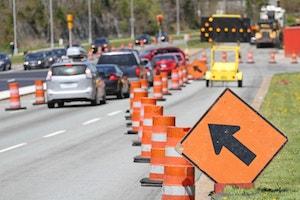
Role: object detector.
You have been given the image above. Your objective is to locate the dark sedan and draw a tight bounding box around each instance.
[0,53,11,71]
[135,34,152,46]
[96,64,129,99]
[24,51,56,70]
[91,37,109,53]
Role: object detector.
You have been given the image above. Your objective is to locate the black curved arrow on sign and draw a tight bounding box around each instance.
[208,124,256,166]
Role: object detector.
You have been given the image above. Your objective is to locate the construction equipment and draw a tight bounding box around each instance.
[200,14,251,43]
[205,45,243,87]
[255,3,285,48]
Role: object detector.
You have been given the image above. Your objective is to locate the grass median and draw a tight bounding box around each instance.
[215,72,300,200]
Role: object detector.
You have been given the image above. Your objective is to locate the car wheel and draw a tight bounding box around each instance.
[47,102,55,108]
[238,80,243,88]
[206,80,210,87]
[8,64,11,70]
[57,102,64,107]
[117,85,125,99]
[91,93,98,106]
[100,92,106,104]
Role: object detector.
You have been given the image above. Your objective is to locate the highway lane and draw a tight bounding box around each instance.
[0,69,47,91]
[0,45,299,200]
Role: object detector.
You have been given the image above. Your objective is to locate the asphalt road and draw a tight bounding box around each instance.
[0,44,299,200]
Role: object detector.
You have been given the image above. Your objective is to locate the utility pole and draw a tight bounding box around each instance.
[88,0,92,44]
[12,0,18,55]
[130,0,135,40]
[49,0,54,48]
[176,0,180,35]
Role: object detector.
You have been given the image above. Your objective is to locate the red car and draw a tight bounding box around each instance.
[152,54,179,75]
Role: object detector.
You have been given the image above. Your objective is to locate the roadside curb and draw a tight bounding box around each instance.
[252,76,272,110]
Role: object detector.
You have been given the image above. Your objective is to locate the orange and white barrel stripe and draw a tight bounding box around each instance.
[8,82,21,108]
[162,126,195,200]
[140,79,148,90]
[165,127,191,166]
[161,72,170,95]
[129,81,142,114]
[153,75,163,100]
[138,97,157,142]
[5,81,26,110]
[131,90,148,133]
[149,116,176,181]
[33,80,45,105]
[140,105,163,159]
[171,69,180,90]
[162,165,195,200]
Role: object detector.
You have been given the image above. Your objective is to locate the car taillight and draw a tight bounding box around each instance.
[85,68,92,78]
[135,67,141,77]
[109,74,118,81]
[46,70,52,81]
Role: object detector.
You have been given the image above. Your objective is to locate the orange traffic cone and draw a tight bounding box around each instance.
[140,79,148,90]
[269,51,277,64]
[153,75,166,101]
[291,53,298,64]
[33,80,46,105]
[170,69,181,90]
[140,115,176,187]
[162,127,195,200]
[161,72,171,95]
[127,90,148,134]
[134,104,163,163]
[5,81,26,111]
[247,50,255,64]
[178,67,184,87]
[132,97,157,146]
[125,80,141,117]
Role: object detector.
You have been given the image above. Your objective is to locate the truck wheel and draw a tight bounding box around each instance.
[238,80,243,88]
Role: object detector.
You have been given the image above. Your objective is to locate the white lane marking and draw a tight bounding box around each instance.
[43,130,66,138]
[0,143,27,153]
[82,118,101,126]
[107,110,122,116]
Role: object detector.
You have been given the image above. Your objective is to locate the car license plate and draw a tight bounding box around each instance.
[60,83,77,88]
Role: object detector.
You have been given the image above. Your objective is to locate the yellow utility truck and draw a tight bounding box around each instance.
[205,45,243,87]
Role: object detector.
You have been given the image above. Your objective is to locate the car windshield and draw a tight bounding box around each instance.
[153,55,175,62]
[96,66,116,76]
[26,53,44,59]
[94,38,107,44]
[98,54,138,66]
[52,65,87,76]
[0,54,6,59]
[53,49,66,56]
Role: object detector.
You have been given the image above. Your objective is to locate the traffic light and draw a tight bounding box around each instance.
[67,14,74,30]
[156,14,164,25]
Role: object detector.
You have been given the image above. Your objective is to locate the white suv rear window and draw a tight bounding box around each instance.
[52,65,87,76]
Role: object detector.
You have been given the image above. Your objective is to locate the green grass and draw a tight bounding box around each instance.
[214,73,300,200]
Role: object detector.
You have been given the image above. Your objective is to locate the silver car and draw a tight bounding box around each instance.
[46,60,106,108]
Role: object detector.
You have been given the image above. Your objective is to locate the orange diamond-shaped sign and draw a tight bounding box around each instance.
[180,89,287,183]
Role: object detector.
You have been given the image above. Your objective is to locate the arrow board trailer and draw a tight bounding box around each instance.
[200,14,251,43]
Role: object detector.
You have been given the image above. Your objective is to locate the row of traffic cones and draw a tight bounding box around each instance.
[124,70,196,199]
[4,80,46,111]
